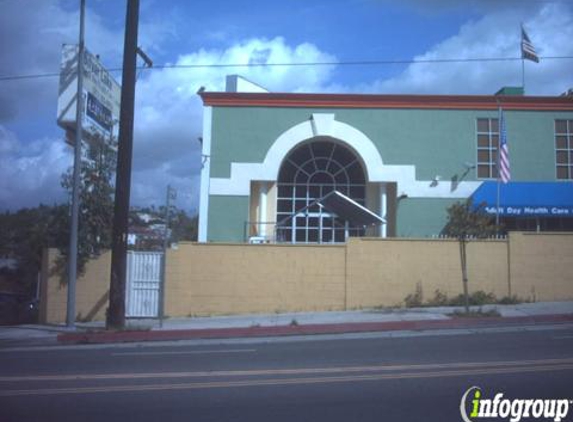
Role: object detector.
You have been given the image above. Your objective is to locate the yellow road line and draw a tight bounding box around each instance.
[1,357,572,383]
[1,363,573,397]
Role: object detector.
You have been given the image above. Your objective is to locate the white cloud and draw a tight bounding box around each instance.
[0,0,121,123]
[0,0,175,124]
[0,0,179,210]
[0,126,70,209]
[366,3,573,95]
[1,5,339,212]
[129,37,338,211]
[3,1,571,214]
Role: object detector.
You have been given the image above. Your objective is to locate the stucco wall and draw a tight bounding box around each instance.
[207,196,250,242]
[206,106,573,241]
[210,107,572,182]
[40,233,573,323]
[396,198,458,238]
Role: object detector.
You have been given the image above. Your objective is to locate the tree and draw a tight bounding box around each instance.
[442,200,499,239]
[168,208,198,243]
[0,204,68,294]
[0,133,115,291]
[58,133,116,279]
[442,200,500,313]
[127,206,198,250]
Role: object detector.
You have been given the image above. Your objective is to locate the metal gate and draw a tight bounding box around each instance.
[125,251,163,318]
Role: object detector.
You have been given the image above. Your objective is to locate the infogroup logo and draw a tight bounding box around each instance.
[460,386,571,422]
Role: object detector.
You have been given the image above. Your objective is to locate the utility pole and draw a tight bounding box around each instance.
[66,0,86,329]
[159,185,176,328]
[107,0,140,330]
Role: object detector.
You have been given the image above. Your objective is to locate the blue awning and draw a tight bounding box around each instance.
[471,182,573,217]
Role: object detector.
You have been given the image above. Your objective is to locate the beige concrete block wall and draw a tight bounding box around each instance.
[40,234,572,323]
[509,232,573,301]
[75,251,111,322]
[39,249,110,324]
[39,248,68,323]
[465,240,510,298]
[346,237,509,308]
[165,243,346,317]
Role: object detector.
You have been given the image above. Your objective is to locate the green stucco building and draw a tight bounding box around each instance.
[198,77,573,243]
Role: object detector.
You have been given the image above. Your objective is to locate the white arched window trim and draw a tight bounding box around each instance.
[207,113,480,198]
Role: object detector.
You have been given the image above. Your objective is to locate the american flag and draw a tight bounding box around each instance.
[499,109,510,184]
[521,25,539,63]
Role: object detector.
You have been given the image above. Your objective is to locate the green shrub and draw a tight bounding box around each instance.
[402,287,526,309]
[404,283,423,307]
[446,291,497,306]
[469,290,497,306]
[498,295,521,305]
[427,289,449,306]
[447,293,466,306]
[398,283,527,308]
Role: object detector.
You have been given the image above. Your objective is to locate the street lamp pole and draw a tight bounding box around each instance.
[66,0,86,329]
[159,185,176,328]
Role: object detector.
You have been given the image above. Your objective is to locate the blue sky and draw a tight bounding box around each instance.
[0,0,572,213]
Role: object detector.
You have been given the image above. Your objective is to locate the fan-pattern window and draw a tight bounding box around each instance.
[276,139,366,243]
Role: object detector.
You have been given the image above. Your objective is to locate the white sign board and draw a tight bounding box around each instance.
[57,44,121,139]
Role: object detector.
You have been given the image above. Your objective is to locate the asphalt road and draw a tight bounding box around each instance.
[1,325,573,422]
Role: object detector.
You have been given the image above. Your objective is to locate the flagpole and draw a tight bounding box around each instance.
[496,105,502,228]
[520,23,525,93]
[521,58,525,93]
[496,170,501,227]
[520,23,540,93]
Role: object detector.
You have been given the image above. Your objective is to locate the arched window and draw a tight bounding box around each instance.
[276,139,366,243]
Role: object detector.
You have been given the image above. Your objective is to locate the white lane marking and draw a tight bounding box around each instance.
[111,348,256,356]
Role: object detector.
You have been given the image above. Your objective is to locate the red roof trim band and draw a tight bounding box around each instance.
[199,92,573,111]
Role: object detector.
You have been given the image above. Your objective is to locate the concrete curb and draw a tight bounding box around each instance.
[56,313,573,345]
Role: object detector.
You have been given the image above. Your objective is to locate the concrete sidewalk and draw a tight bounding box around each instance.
[144,300,573,330]
[1,301,572,347]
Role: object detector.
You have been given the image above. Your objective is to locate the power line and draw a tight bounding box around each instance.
[1,55,572,82]
[0,72,62,81]
[150,55,573,69]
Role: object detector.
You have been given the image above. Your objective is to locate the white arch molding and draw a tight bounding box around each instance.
[199,112,482,241]
[208,113,481,197]
[265,113,385,182]
[200,113,482,241]
[210,113,408,196]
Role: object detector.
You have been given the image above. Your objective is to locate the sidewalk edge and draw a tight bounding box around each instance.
[56,314,573,345]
